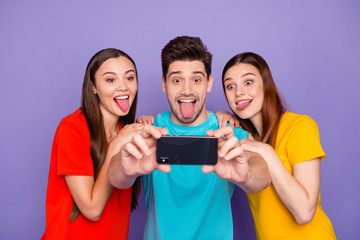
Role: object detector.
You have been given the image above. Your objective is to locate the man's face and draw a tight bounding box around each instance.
[162,60,213,126]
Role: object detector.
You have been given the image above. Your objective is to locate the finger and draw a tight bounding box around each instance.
[202,165,215,174]
[141,125,163,139]
[206,129,215,137]
[224,146,245,161]
[214,126,234,139]
[229,118,235,127]
[123,143,143,159]
[248,133,254,140]
[218,136,239,157]
[132,134,152,156]
[157,164,171,173]
[234,118,241,128]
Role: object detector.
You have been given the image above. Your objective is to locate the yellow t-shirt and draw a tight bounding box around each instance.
[246,112,336,240]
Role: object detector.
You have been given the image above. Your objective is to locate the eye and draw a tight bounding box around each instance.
[106,78,116,83]
[194,78,201,83]
[245,80,253,85]
[126,76,135,81]
[226,84,235,90]
[173,78,181,83]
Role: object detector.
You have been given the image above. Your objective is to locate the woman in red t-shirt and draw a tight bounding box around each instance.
[42,48,143,239]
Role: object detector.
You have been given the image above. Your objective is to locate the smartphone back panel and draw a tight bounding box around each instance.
[156,136,218,165]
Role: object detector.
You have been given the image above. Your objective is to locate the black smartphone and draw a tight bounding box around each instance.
[156,135,218,165]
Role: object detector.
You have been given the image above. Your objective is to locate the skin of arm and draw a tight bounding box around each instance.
[65,123,143,221]
[202,127,271,193]
[240,138,321,224]
[107,125,171,190]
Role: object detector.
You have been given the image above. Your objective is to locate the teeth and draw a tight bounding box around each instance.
[115,96,128,100]
[179,99,195,103]
[237,100,252,105]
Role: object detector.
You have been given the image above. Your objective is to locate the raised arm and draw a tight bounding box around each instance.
[240,139,321,224]
[203,127,270,193]
[107,125,170,190]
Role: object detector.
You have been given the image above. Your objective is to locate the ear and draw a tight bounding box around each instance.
[161,76,166,93]
[207,74,214,93]
[91,82,97,94]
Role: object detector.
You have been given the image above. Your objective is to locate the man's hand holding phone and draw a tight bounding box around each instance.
[108,125,171,189]
[202,126,250,185]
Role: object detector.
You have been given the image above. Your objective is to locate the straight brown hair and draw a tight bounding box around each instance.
[69,48,141,222]
[222,52,285,147]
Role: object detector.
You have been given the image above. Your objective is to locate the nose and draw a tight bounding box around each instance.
[236,86,246,96]
[117,78,128,91]
[181,79,192,95]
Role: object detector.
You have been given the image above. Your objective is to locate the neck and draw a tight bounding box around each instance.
[250,113,263,138]
[100,107,120,142]
[170,108,209,127]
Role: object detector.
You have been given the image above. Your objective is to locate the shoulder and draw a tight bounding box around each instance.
[280,112,319,131]
[154,111,171,127]
[57,109,88,137]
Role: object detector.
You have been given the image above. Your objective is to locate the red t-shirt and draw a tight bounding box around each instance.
[42,109,132,239]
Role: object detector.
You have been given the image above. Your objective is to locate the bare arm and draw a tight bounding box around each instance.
[108,125,171,189]
[241,139,320,224]
[65,123,143,221]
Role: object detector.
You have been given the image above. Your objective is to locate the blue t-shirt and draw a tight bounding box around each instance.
[142,111,249,240]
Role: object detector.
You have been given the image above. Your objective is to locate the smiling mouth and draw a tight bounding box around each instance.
[236,100,252,110]
[178,99,196,118]
[115,95,130,112]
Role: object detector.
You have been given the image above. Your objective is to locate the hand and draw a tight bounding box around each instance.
[215,110,240,128]
[136,115,155,125]
[239,137,275,164]
[202,126,249,184]
[107,123,144,157]
[118,125,171,178]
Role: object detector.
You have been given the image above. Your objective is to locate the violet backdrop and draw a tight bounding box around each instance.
[1,1,359,239]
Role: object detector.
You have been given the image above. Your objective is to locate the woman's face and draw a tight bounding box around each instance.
[223,63,264,124]
[92,56,137,120]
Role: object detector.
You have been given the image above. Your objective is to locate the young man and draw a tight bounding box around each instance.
[107,36,270,239]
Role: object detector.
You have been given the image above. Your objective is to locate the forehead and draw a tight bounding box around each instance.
[167,60,206,77]
[224,63,260,78]
[96,56,135,75]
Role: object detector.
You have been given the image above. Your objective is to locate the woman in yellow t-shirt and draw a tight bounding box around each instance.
[218,52,336,239]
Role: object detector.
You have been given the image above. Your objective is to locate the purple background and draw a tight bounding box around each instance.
[1,1,359,239]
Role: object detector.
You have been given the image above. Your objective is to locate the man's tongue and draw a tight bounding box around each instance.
[180,102,195,118]
[116,99,129,112]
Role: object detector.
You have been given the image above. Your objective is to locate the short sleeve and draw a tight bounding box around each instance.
[286,116,326,166]
[56,120,94,176]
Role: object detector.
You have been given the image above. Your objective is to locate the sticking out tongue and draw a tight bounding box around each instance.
[237,101,251,110]
[116,99,129,112]
[180,102,195,118]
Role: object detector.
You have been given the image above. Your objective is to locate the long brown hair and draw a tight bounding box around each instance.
[69,48,141,221]
[222,52,285,147]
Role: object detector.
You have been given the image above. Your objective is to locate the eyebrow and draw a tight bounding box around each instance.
[102,69,135,76]
[168,71,206,78]
[224,72,256,82]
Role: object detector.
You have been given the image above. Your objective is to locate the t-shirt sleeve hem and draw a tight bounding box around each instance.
[291,153,326,166]
[58,169,94,176]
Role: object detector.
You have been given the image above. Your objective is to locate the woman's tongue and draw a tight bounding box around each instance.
[116,99,129,112]
[180,101,195,118]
